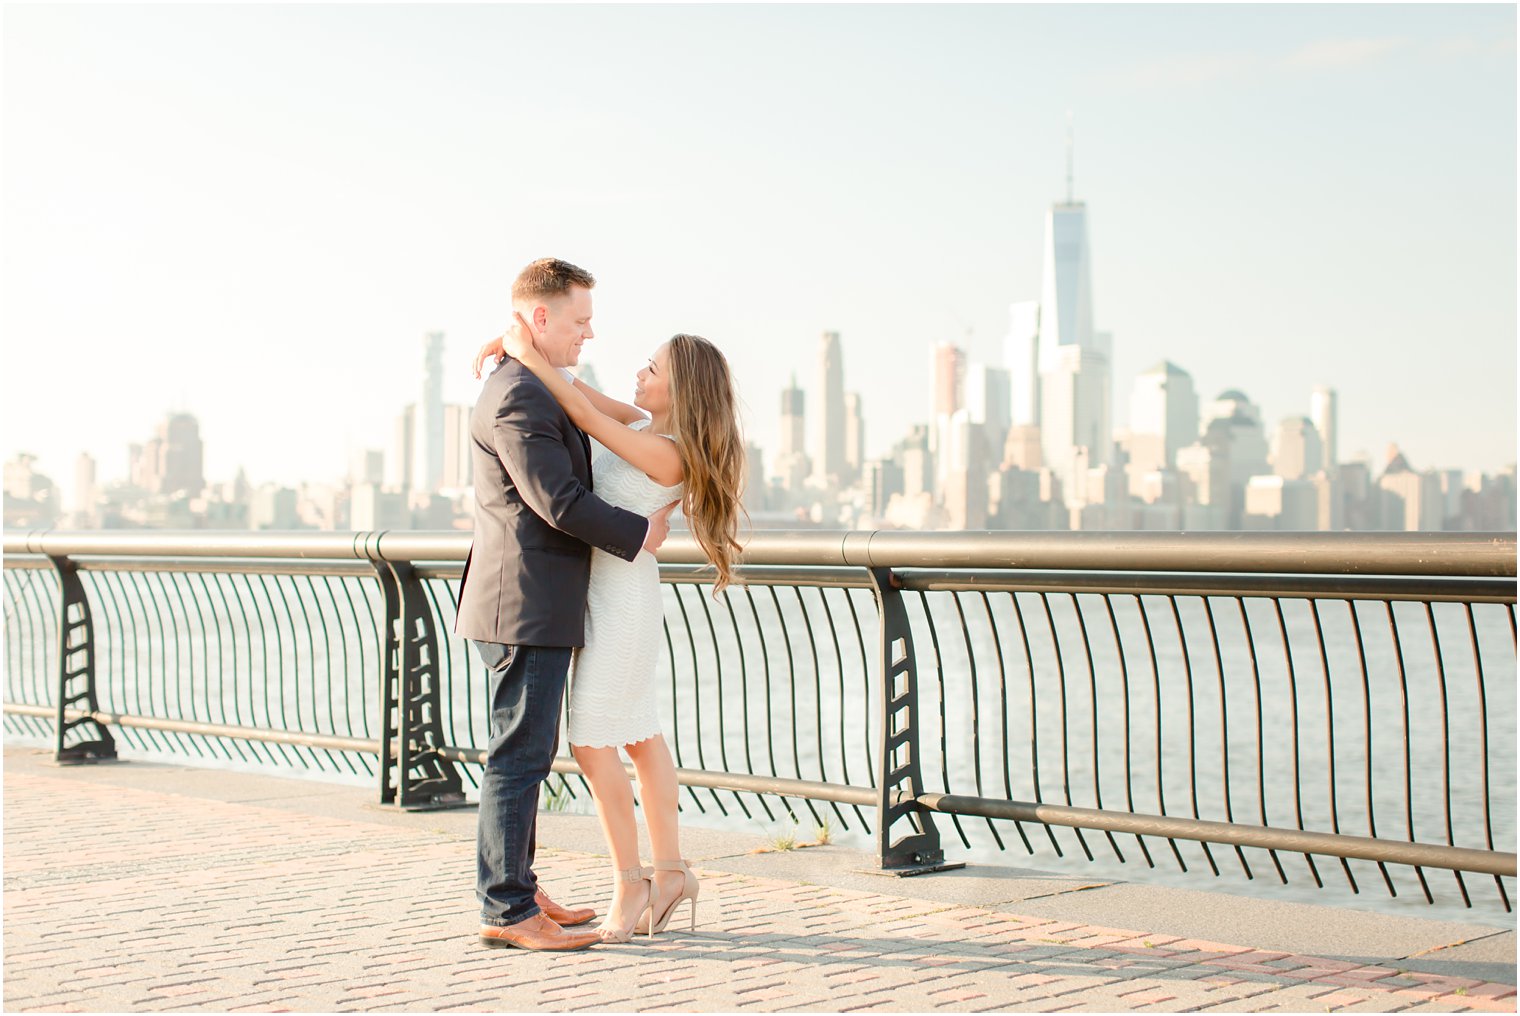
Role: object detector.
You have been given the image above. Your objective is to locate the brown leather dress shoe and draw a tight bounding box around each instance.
[535,887,596,927]
[479,913,600,951]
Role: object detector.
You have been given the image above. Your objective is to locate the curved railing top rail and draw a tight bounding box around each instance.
[4,528,1516,577]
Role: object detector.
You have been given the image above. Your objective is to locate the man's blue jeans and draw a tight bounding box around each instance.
[471,641,573,928]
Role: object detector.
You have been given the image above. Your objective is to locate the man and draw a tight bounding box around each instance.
[456,258,676,951]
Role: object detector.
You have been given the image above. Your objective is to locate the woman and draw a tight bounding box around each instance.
[474,314,744,942]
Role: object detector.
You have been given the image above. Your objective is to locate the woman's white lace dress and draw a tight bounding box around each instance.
[567,419,684,748]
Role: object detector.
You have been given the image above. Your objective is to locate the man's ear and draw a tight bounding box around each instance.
[532,305,549,333]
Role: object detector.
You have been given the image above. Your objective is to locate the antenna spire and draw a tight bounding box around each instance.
[1065,110,1074,203]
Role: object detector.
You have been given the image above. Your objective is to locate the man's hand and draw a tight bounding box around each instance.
[641,499,681,556]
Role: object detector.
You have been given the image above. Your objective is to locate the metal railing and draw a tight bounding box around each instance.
[4,529,1515,915]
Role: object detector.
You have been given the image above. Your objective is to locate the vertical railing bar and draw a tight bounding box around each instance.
[820,587,867,829]
[320,574,364,776]
[193,572,251,765]
[1309,599,1358,894]
[672,584,729,817]
[91,571,127,749]
[1463,602,1507,912]
[178,571,233,761]
[433,576,476,789]
[692,583,753,820]
[110,571,168,756]
[765,585,820,827]
[302,573,356,778]
[1009,590,1057,851]
[1070,592,1123,863]
[156,571,210,761]
[980,591,1032,855]
[954,590,1003,845]
[1201,597,1248,879]
[743,585,795,822]
[12,570,48,712]
[341,574,379,740]
[790,584,851,827]
[269,573,328,772]
[841,586,876,786]
[1037,591,1091,861]
[143,570,197,758]
[1136,594,1187,872]
[300,574,354,775]
[1346,600,1394,896]
[1167,595,1217,876]
[1384,602,1433,903]
[260,573,310,771]
[662,606,706,815]
[1106,599,1149,869]
[237,572,286,770]
[719,585,773,821]
[420,578,466,787]
[1272,598,1323,888]
[1234,597,1287,885]
[949,591,1003,849]
[11,570,46,739]
[248,573,299,770]
[920,589,972,851]
[1423,602,1471,908]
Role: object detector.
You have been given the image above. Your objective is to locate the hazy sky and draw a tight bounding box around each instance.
[3,4,1515,492]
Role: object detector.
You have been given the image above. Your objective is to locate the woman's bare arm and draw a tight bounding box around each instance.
[504,314,684,487]
[573,379,645,427]
[474,332,645,426]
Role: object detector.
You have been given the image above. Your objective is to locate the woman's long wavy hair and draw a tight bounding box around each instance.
[664,334,746,592]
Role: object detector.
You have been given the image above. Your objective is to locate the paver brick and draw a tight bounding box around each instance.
[6,758,1515,1014]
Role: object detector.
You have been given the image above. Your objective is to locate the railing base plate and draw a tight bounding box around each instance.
[49,752,122,767]
[860,861,967,878]
[400,792,472,813]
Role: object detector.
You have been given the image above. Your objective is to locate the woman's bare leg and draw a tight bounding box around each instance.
[625,735,684,906]
[571,743,649,933]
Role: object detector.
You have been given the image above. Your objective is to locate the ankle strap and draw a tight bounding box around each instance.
[652,859,690,871]
[615,865,650,881]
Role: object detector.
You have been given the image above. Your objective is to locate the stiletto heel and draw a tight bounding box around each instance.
[639,858,700,935]
[597,865,654,943]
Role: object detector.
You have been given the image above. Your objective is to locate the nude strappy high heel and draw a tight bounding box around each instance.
[597,865,655,943]
[639,858,700,935]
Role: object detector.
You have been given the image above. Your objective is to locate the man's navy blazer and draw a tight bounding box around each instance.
[455,357,646,647]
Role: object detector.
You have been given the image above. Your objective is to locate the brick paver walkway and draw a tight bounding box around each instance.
[4,761,1515,1013]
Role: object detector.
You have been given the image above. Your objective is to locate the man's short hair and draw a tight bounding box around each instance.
[511,258,595,304]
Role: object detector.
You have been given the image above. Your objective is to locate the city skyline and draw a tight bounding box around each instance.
[3,5,1515,486]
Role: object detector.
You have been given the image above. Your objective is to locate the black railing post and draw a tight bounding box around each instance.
[47,555,116,764]
[868,566,962,875]
[371,557,466,810]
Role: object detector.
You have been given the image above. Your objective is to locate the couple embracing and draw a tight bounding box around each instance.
[455,257,744,951]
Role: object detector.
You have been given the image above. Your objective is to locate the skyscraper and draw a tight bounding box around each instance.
[1035,139,1111,487]
[390,404,415,490]
[843,392,865,479]
[1004,301,1040,427]
[158,413,205,497]
[441,404,473,490]
[965,364,1012,462]
[415,331,445,493]
[775,375,809,493]
[1272,416,1324,481]
[812,331,846,484]
[931,342,966,417]
[1129,361,1199,477]
[1310,386,1338,469]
